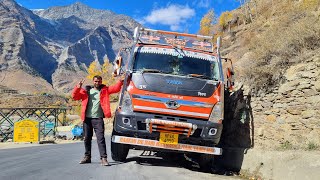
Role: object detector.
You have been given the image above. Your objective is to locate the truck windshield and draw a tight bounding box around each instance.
[133,48,220,80]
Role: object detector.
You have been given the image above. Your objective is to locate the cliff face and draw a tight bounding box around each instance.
[219,0,320,149]
[0,0,140,93]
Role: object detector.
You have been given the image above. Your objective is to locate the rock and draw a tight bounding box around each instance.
[291,90,303,96]
[305,96,320,105]
[302,89,318,96]
[285,64,306,81]
[297,83,312,90]
[294,97,307,104]
[284,115,300,123]
[261,101,273,108]
[254,104,264,112]
[276,117,286,124]
[266,115,277,122]
[287,108,302,115]
[306,129,320,144]
[258,128,264,137]
[314,80,320,92]
[297,71,318,78]
[263,110,273,115]
[301,110,316,119]
[278,80,300,94]
[273,103,287,108]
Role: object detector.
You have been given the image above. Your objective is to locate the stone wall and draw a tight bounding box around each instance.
[250,55,320,149]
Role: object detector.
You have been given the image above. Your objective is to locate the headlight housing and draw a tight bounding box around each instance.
[208,102,223,123]
[121,91,133,113]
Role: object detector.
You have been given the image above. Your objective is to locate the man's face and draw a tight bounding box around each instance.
[93,77,102,88]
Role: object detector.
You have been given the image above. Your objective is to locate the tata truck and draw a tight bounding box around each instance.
[111,27,235,169]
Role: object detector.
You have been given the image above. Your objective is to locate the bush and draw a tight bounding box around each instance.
[307,142,319,150]
[279,140,293,150]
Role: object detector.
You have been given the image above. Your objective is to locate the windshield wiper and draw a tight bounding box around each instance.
[187,74,211,80]
[137,69,172,74]
[141,69,161,73]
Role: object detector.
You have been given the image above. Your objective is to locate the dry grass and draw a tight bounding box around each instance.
[234,0,320,93]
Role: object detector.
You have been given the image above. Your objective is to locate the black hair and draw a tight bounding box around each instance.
[93,75,102,80]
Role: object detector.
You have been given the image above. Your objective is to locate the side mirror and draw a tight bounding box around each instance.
[226,67,235,90]
[112,56,122,77]
[222,58,235,91]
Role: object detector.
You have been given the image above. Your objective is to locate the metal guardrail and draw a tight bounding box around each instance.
[0,107,70,142]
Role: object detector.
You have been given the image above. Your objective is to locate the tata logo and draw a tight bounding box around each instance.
[166,79,182,85]
[165,100,180,109]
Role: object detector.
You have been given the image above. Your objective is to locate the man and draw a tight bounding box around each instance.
[72,75,124,166]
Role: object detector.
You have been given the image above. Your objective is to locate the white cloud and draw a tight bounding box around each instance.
[143,4,195,31]
[197,0,210,8]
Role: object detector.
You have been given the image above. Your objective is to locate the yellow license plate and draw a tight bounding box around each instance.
[159,133,179,144]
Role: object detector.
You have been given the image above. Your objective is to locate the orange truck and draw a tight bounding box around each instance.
[111,27,234,168]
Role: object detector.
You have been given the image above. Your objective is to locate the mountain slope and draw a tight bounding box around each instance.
[0,0,140,93]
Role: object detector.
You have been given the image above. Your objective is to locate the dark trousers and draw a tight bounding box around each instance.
[83,117,107,158]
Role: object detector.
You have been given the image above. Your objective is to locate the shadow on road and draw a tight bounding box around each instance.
[110,151,234,177]
[123,152,206,171]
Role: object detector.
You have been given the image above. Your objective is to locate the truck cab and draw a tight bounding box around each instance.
[111,27,232,163]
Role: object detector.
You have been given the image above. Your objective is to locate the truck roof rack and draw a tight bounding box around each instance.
[133,27,220,54]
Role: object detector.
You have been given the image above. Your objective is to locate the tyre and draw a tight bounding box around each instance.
[110,130,130,162]
[197,154,214,172]
[185,153,214,172]
[214,148,245,173]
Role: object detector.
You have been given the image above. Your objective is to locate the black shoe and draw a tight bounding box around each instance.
[79,156,91,164]
[101,158,110,166]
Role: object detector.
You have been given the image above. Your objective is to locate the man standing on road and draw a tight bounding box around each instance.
[72,75,124,166]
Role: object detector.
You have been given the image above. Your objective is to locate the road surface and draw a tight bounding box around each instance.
[0,135,238,180]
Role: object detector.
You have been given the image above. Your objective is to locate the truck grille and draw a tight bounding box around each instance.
[146,118,197,137]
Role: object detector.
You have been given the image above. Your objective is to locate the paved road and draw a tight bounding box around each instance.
[0,135,238,180]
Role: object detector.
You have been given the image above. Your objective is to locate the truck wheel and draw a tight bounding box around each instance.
[111,131,129,162]
[214,148,245,173]
[198,154,214,172]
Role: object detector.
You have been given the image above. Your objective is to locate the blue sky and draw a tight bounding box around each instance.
[15,0,240,34]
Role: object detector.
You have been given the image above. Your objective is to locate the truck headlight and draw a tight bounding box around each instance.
[121,91,133,113]
[208,102,223,123]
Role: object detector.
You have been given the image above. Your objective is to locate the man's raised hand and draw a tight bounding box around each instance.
[78,79,85,88]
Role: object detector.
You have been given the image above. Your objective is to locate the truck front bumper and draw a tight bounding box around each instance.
[113,111,223,146]
[112,135,222,155]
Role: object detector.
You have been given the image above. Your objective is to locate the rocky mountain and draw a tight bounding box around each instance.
[0,0,140,93]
